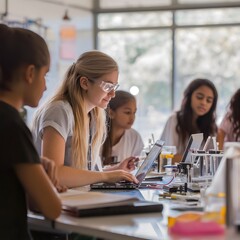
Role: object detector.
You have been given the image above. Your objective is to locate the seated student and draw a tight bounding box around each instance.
[160,78,218,162]
[0,24,61,240]
[101,90,144,166]
[31,50,138,188]
[217,88,240,150]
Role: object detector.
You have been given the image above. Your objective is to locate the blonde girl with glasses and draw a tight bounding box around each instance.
[32,50,138,188]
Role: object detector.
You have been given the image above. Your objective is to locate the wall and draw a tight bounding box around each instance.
[1,0,94,125]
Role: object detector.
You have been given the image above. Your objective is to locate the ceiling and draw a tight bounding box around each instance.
[2,0,240,26]
[35,0,240,13]
[1,0,92,23]
[35,0,94,12]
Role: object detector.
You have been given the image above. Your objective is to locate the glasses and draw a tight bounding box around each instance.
[99,81,119,93]
[87,77,119,93]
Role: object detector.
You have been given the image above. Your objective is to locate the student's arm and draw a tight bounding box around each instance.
[105,157,139,172]
[217,113,230,151]
[41,156,67,193]
[14,164,61,220]
[217,128,226,150]
[41,127,137,188]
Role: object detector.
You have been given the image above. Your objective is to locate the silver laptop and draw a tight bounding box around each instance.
[91,140,165,190]
[181,133,203,163]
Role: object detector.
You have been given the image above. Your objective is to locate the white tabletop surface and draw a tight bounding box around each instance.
[28,187,240,240]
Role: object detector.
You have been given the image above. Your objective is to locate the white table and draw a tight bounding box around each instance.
[28,188,240,240]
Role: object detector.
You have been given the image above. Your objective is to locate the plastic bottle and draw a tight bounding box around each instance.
[205,142,240,227]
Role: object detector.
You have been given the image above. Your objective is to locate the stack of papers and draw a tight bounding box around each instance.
[60,189,163,217]
[60,189,139,209]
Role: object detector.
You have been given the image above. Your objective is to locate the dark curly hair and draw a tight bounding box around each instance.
[228,88,240,140]
[176,78,218,145]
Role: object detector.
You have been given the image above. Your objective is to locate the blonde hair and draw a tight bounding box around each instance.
[36,50,118,169]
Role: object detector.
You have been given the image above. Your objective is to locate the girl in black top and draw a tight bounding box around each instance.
[0,24,61,240]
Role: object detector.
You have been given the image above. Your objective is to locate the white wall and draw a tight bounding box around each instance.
[1,0,94,125]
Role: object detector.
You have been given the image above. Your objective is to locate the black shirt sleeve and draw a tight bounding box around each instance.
[0,106,40,168]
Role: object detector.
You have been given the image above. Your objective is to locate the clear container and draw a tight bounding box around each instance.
[225,142,240,228]
[203,192,226,224]
[159,145,176,172]
[205,142,240,228]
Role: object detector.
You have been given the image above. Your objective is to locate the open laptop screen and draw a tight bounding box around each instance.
[181,133,203,163]
[135,140,164,183]
[90,140,164,190]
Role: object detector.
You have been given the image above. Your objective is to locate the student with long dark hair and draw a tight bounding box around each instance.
[160,78,218,161]
[217,88,240,150]
[101,90,144,166]
[0,24,61,240]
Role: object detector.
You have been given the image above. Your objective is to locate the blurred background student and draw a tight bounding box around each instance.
[0,24,61,240]
[217,88,240,150]
[101,90,144,166]
[32,51,138,189]
[159,78,218,162]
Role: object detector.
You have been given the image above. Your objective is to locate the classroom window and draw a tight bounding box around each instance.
[97,7,240,145]
[175,26,240,117]
[176,8,240,25]
[98,29,172,144]
[98,11,172,29]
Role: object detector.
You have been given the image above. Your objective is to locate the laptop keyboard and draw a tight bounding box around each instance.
[91,182,138,189]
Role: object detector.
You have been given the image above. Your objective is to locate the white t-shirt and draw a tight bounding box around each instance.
[32,100,74,167]
[160,112,186,155]
[111,128,144,162]
[32,100,101,170]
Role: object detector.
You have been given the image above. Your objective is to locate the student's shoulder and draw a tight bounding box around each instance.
[219,111,231,128]
[169,111,177,118]
[0,101,24,127]
[45,100,73,115]
[124,129,143,147]
[126,128,142,139]
[165,112,178,123]
[47,100,71,109]
[2,112,30,139]
[127,128,140,135]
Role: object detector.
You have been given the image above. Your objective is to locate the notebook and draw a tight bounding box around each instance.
[91,139,165,190]
[70,201,164,217]
[61,189,164,217]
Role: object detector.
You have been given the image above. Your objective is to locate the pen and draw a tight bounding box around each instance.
[159,193,199,201]
[170,194,199,201]
[159,193,186,199]
[151,133,155,143]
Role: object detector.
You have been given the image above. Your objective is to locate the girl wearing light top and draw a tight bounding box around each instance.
[160,78,218,162]
[217,88,240,150]
[101,90,144,166]
[32,51,138,188]
[0,24,61,240]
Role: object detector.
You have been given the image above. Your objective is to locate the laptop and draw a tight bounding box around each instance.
[91,139,165,190]
[181,133,203,163]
